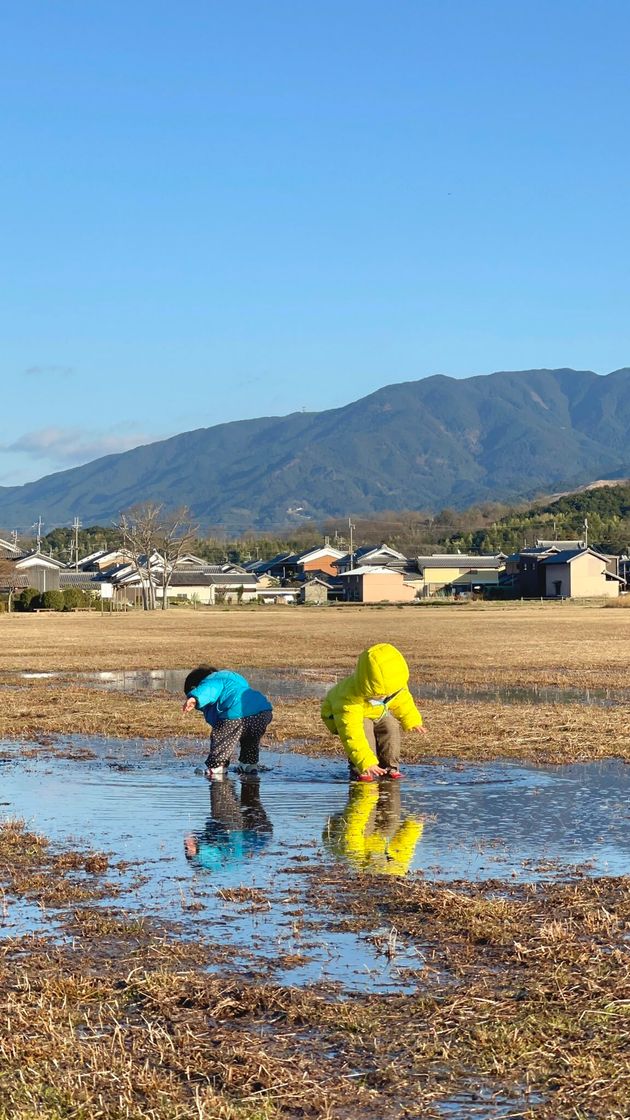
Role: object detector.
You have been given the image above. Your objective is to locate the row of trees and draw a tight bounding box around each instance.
[30,503,518,568]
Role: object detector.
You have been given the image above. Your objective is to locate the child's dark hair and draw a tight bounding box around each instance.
[184,666,218,695]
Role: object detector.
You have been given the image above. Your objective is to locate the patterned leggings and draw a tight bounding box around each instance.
[205,710,273,768]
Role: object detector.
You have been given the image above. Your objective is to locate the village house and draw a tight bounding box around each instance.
[76,548,132,573]
[504,540,623,598]
[541,548,624,599]
[299,576,333,604]
[414,554,506,597]
[11,551,66,592]
[245,543,345,581]
[333,544,407,575]
[335,566,417,603]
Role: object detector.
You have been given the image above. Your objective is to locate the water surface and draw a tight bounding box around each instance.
[0,740,628,990]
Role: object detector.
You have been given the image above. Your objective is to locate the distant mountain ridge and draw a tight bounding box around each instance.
[2,367,630,531]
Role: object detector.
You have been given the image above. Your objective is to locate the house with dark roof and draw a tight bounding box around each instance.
[505,541,621,598]
[541,548,624,598]
[333,544,407,575]
[0,537,20,558]
[245,544,345,581]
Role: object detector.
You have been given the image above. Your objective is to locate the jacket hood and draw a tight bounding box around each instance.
[353,643,410,698]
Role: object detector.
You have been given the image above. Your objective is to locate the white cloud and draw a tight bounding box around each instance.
[2,426,156,467]
[23,365,75,377]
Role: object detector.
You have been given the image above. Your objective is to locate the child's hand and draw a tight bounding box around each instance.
[182,697,196,714]
[411,724,426,735]
[364,764,387,777]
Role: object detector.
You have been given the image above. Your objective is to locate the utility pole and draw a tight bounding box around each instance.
[35,516,42,553]
[348,517,355,569]
[72,516,81,571]
[583,517,588,549]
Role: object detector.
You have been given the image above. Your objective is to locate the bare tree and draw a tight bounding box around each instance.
[116,503,164,610]
[156,507,199,610]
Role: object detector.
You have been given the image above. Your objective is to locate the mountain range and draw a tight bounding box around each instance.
[3,367,630,531]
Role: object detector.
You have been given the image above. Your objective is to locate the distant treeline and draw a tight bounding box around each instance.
[7,484,630,562]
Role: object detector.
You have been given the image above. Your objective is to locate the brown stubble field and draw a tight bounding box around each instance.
[0,600,629,684]
[0,602,629,762]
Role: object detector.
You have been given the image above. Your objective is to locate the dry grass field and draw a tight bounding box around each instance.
[0,600,629,686]
[1,602,629,762]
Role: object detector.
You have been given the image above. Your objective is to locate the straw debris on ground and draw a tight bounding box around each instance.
[0,816,627,1118]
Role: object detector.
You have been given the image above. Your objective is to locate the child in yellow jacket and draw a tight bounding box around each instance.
[321,642,425,781]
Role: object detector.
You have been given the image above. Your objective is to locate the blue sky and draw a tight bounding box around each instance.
[1,1,629,488]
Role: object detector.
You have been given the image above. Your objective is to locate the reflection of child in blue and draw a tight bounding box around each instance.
[323,782,423,877]
[184,778,273,870]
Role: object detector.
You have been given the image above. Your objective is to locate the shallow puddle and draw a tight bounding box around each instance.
[0,740,628,991]
[19,667,335,700]
[16,666,630,707]
[421,679,630,708]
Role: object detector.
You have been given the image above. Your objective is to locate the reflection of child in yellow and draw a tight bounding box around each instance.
[323,782,423,877]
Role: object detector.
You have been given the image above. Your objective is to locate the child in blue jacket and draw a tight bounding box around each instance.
[182,665,273,778]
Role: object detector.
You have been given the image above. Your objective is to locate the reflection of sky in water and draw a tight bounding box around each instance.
[19,667,334,700]
[0,740,628,990]
[17,667,630,708]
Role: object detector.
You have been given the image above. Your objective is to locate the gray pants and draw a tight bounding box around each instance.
[205,710,273,768]
[363,711,401,768]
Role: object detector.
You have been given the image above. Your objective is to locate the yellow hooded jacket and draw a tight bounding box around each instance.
[324,783,424,877]
[320,643,423,773]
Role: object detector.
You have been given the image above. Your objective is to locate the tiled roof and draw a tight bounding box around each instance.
[541,548,607,565]
[168,571,258,587]
[417,555,503,570]
[60,571,101,588]
[336,566,404,577]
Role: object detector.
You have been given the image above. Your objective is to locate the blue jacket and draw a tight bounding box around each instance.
[188,670,272,728]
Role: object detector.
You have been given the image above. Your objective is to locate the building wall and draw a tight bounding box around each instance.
[301,555,339,576]
[15,563,60,593]
[359,572,416,603]
[545,555,620,598]
[301,582,329,604]
[420,565,479,597]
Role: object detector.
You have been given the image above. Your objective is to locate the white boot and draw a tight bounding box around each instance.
[204,765,226,780]
[235,762,258,775]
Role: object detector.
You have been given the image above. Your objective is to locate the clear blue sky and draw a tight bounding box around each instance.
[2,1,629,487]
